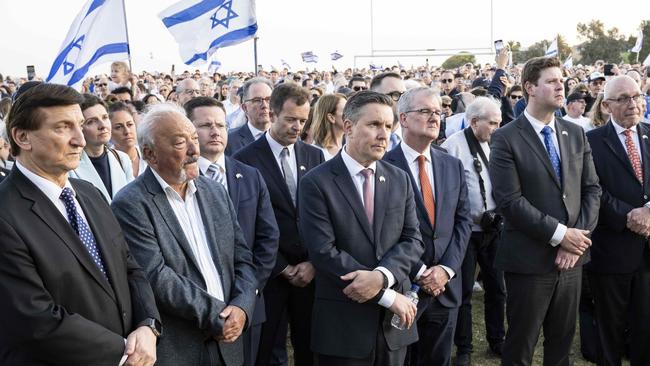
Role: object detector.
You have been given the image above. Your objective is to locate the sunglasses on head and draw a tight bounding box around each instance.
[441,79,453,83]
[353,86,368,91]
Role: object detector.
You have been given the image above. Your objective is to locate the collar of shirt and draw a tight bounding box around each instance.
[525,109,557,135]
[247,122,266,140]
[15,159,75,204]
[151,168,197,201]
[611,118,638,136]
[341,145,377,177]
[393,125,403,139]
[198,155,226,176]
[266,132,295,159]
[400,141,432,165]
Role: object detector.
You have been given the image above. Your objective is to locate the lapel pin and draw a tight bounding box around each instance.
[235,173,243,179]
[643,135,648,140]
[300,165,306,171]
[379,176,386,182]
[561,131,568,136]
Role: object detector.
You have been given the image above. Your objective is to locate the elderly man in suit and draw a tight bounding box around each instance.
[234,83,324,366]
[0,83,160,366]
[586,75,650,366]
[111,103,257,366]
[489,56,601,366]
[184,96,280,366]
[299,90,424,366]
[225,78,273,156]
[384,87,472,366]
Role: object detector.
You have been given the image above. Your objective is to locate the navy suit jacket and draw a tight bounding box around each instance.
[0,168,9,183]
[225,124,255,156]
[384,144,472,308]
[233,135,325,276]
[587,121,650,274]
[224,156,280,325]
[298,154,424,358]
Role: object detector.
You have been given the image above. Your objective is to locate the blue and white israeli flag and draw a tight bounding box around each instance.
[330,51,343,61]
[301,51,318,63]
[545,38,558,58]
[46,0,130,89]
[208,59,222,73]
[160,0,258,66]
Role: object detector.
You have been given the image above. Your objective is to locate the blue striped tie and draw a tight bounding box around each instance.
[541,126,562,184]
[207,163,227,190]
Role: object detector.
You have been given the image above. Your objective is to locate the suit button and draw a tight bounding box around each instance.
[562,194,567,199]
[377,255,381,260]
[644,195,648,200]
[123,312,127,318]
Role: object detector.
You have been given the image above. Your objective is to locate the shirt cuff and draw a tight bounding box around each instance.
[414,264,427,281]
[375,266,395,288]
[378,289,397,308]
[119,339,128,366]
[550,223,568,247]
[439,265,455,280]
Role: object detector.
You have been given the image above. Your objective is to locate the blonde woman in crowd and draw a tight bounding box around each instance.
[310,93,347,160]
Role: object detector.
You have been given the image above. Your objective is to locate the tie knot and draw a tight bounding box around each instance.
[417,155,427,165]
[281,147,289,158]
[623,129,633,137]
[60,187,75,202]
[360,168,373,179]
[541,126,553,136]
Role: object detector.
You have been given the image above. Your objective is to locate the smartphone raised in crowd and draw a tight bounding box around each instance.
[494,40,504,53]
[26,65,35,80]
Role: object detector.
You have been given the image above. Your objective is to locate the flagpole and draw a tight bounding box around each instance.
[637,51,640,64]
[254,36,259,75]
[121,0,133,72]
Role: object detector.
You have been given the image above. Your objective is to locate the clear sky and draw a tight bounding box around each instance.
[1,0,647,78]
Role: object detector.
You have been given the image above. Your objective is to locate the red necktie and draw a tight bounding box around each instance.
[360,168,374,225]
[417,155,436,226]
[623,130,643,183]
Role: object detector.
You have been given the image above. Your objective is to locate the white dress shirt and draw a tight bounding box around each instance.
[563,114,594,131]
[524,109,567,246]
[340,147,398,308]
[198,155,228,191]
[266,133,297,180]
[151,169,225,301]
[247,122,265,140]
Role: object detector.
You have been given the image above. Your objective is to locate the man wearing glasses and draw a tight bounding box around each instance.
[586,75,650,366]
[177,78,202,106]
[226,78,274,156]
[370,72,406,151]
[348,76,368,92]
[440,70,460,98]
[384,87,472,366]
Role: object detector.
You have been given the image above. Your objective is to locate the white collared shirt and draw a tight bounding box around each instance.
[340,147,396,308]
[247,122,265,140]
[266,132,297,181]
[400,141,435,199]
[611,119,642,163]
[524,109,567,246]
[198,155,228,191]
[150,169,225,301]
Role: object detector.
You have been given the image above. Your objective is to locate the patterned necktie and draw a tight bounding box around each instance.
[417,155,436,227]
[280,148,297,205]
[59,187,108,279]
[623,129,643,183]
[207,163,227,190]
[541,126,562,184]
[360,168,374,225]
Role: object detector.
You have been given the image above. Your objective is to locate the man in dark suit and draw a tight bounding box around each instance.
[185,96,280,366]
[489,56,601,366]
[0,167,8,182]
[234,83,325,366]
[225,78,274,156]
[0,83,160,366]
[586,75,650,366]
[111,104,257,366]
[384,87,472,366]
[299,90,423,366]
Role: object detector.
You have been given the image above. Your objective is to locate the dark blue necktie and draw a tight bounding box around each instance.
[541,126,562,183]
[60,187,108,279]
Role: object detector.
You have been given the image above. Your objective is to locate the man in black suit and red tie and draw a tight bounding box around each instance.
[586,75,650,366]
[489,57,601,366]
[0,83,161,366]
[298,90,424,366]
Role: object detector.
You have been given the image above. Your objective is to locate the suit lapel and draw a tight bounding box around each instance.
[194,179,225,280]
[373,162,388,243]
[430,147,444,231]
[637,123,650,187]
[517,117,561,189]
[331,155,374,242]
[603,121,639,183]
[555,119,569,191]
[241,125,254,145]
[225,158,241,215]
[255,137,295,208]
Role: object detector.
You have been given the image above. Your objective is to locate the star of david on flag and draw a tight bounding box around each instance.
[46,0,130,89]
[160,0,258,66]
[301,51,318,63]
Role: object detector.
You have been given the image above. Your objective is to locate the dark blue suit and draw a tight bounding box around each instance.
[226,124,255,157]
[224,157,280,366]
[384,143,472,366]
[233,135,324,366]
[586,121,650,365]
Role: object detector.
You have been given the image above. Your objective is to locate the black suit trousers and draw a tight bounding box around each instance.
[256,276,314,366]
[588,251,650,366]
[407,299,458,366]
[502,267,581,366]
[455,231,506,354]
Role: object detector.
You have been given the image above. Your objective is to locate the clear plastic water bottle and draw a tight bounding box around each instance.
[391,284,419,330]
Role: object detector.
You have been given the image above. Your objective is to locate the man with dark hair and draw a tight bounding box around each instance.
[370,72,406,151]
[226,78,274,156]
[112,86,133,102]
[440,70,461,98]
[348,76,368,92]
[234,83,325,366]
[299,90,423,365]
[185,97,280,366]
[0,83,160,365]
[490,56,601,365]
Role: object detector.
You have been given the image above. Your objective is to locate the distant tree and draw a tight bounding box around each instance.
[442,52,476,69]
[576,20,627,64]
[512,36,571,64]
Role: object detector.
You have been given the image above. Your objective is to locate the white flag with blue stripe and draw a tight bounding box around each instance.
[160,0,257,66]
[563,55,573,68]
[46,0,129,89]
[630,30,643,53]
[545,38,558,57]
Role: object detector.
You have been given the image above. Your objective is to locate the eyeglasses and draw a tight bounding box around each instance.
[95,83,108,87]
[607,94,645,105]
[352,85,368,91]
[442,103,451,108]
[510,94,523,100]
[404,108,442,120]
[385,91,404,101]
[245,96,271,105]
[183,89,201,95]
[440,79,454,83]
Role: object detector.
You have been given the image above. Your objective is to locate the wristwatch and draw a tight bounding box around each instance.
[140,318,162,337]
[375,270,389,289]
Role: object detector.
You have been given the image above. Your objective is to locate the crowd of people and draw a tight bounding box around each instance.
[1,46,650,366]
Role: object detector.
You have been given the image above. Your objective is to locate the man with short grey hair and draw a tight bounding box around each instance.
[176,78,201,106]
[112,103,257,366]
[226,78,274,155]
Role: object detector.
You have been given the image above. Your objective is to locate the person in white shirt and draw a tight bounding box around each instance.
[563,92,594,131]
